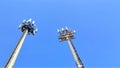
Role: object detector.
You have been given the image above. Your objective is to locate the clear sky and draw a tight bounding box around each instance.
[0,0,120,68]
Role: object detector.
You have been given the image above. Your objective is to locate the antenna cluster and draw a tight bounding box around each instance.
[19,18,38,35]
[58,27,76,41]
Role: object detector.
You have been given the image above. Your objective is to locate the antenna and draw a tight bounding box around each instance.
[32,21,35,24]
[65,26,68,30]
[57,29,60,32]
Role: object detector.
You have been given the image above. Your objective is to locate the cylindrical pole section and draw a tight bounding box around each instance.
[67,40,84,68]
[5,29,28,68]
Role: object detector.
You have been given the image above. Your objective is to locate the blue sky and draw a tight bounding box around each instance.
[0,0,120,68]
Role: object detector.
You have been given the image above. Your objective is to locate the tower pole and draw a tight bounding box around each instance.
[67,40,84,68]
[5,29,28,68]
[58,27,84,68]
[5,19,37,68]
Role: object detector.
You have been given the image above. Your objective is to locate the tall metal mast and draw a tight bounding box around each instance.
[58,27,84,68]
[5,19,38,68]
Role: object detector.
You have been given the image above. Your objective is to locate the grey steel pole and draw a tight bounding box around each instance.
[5,29,28,68]
[58,27,84,68]
[4,19,37,68]
[67,40,84,68]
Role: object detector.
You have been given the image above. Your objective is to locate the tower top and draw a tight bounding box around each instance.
[19,18,38,35]
[58,27,75,41]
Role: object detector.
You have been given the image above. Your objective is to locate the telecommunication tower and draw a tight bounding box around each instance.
[58,27,84,68]
[5,19,37,68]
